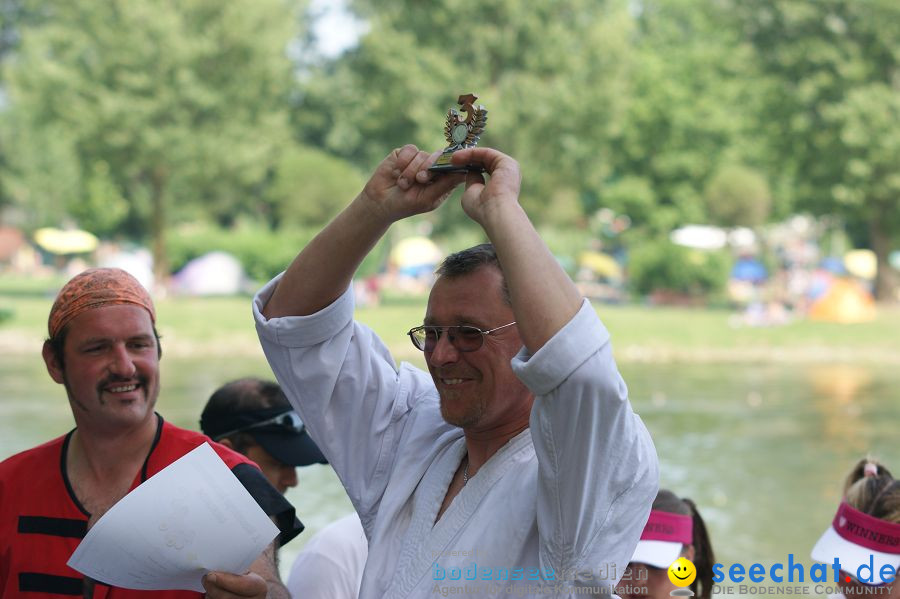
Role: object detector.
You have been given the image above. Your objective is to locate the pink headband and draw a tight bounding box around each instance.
[641,510,693,544]
[833,502,900,554]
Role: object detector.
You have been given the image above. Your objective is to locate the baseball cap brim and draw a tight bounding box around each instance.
[631,540,684,569]
[250,429,328,467]
[812,526,900,583]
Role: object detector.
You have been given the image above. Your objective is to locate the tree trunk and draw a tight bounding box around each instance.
[870,216,898,303]
[150,167,168,292]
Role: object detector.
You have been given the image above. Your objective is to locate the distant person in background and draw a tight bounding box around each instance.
[200,378,368,599]
[811,458,900,599]
[0,268,300,599]
[617,489,716,599]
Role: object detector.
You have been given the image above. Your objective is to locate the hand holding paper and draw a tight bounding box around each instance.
[68,443,279,592]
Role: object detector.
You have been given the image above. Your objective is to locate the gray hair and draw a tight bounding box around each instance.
[435,243,510,305]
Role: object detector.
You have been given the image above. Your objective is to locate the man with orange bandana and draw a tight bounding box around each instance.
[0,268,302,599]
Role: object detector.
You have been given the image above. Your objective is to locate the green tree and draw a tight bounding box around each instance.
[265,146,366,228]
[703,164,772,228]
[0,0,46,60]
[297,0,636,226]
[738,0,900,300]
[0,0,47,223]
[2,0,303,281]
[0,120,81,229]
[605,0,771,239]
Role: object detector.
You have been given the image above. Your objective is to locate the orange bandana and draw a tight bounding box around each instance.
[48,268,155,339]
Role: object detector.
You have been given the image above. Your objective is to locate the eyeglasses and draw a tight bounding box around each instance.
[407,321,517,353]
[212,411,305,441]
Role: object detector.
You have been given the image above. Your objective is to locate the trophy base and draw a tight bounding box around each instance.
[428,150,485,173]
[428,163,485,174]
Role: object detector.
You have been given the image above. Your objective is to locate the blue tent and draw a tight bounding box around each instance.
[819,256,847,275]
[730,257,768,282]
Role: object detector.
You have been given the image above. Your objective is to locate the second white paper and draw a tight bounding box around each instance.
[68,442,279,591]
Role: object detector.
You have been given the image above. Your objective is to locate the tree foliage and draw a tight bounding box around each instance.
[628,239,730,298]
[703,164,772,228]
[0,0,898,301]
[605,0,771,237]
[265,146,366,229]
[1,0,302,280]
[298,0,636,223]
[736,0,900,299]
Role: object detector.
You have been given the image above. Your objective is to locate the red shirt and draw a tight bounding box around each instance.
[0,415,264,598]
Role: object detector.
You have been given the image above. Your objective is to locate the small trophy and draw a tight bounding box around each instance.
[428,93,488,173]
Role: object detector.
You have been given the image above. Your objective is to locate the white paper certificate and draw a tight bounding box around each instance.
[68,442,279,591]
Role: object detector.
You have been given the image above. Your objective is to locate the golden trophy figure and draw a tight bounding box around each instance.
[428,93,488,173]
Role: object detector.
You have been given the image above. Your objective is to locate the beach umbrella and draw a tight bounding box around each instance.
[578,251,622,279]
[843,249,876,280]
[669,225,727,250]
[34,227,99,255]
[389,237,443,269]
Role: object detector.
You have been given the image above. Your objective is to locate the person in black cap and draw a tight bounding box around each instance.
[202,378,369,599]
[200,378,328,494]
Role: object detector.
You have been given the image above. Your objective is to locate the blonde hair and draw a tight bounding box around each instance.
[843,458,900,524]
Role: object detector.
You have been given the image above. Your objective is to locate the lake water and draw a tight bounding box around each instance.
[2,351,897,596]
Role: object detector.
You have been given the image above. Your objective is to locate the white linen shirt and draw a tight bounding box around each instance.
[287,513,367,599]
[254,278,658,598]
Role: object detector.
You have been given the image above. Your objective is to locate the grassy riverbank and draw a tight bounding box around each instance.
[2,275,899,364]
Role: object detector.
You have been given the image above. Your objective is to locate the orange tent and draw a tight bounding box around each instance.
[808,279,876,323]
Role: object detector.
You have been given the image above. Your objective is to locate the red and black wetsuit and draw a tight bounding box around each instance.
[0,414,302,598]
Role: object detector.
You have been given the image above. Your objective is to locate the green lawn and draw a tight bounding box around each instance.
[2,274,898,364]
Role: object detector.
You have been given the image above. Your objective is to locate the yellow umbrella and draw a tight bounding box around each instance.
[389,237,443,268]
[578,251,622,279]
[844,249,877,280]
[34,227,99,255]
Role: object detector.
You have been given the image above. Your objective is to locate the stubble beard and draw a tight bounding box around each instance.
[438,390,487,429]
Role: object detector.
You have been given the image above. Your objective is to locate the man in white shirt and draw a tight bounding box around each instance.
[287,513,367,599]
[254,145,658,598]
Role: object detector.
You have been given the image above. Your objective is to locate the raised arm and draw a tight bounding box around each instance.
[261,146,464,318]
[446,147,583,353]
[445,148,657,585]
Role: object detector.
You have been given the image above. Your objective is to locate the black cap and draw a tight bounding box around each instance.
[200,405,328,467]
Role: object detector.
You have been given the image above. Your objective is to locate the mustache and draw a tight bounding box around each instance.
[95,374,147,394]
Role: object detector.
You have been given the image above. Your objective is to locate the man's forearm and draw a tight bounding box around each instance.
[262,197,391,319]
[480,201,582,354]
[262,144,462,319]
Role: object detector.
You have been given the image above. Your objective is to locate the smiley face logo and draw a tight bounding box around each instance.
[668,557,697,587]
